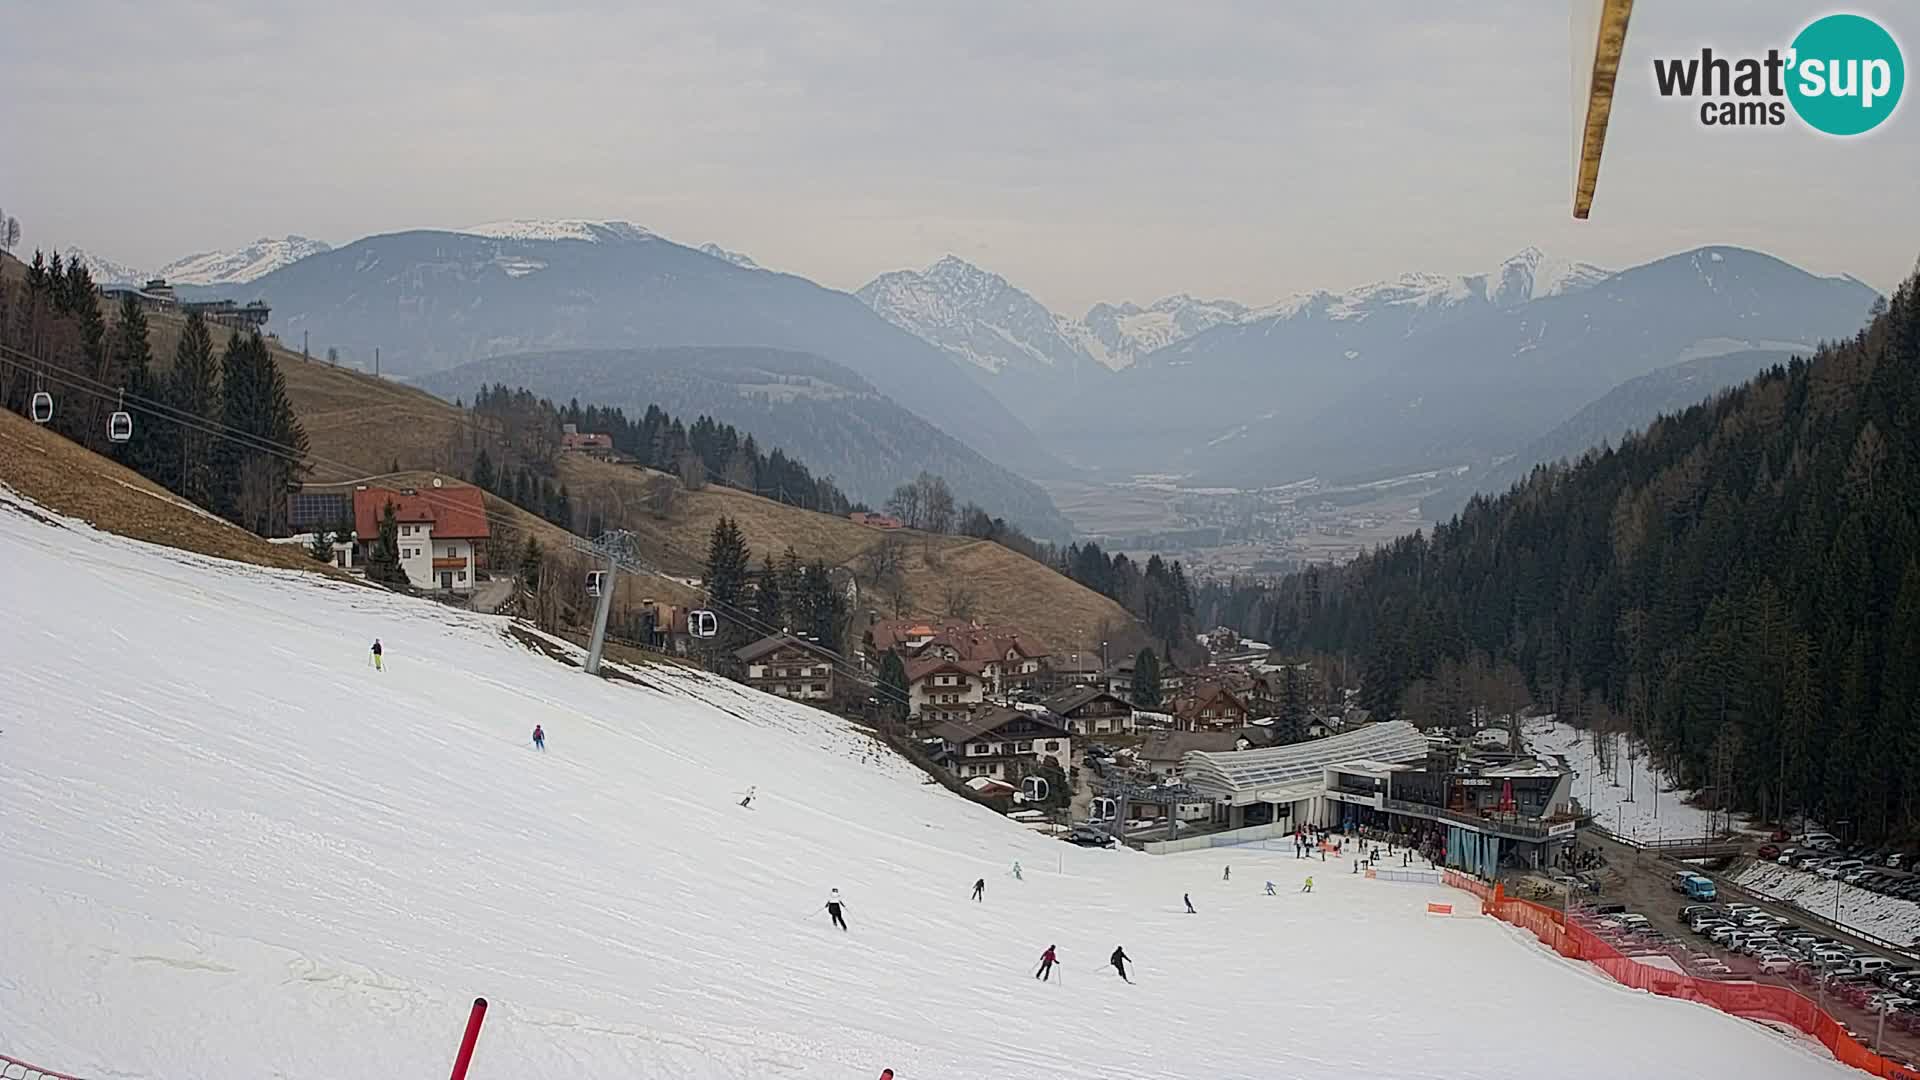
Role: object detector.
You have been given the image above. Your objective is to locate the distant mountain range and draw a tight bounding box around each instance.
[859,247,1618,464]
[856,256,1251,431]
[416,346,1073,538]
[192,222,1066,496]
[67,236,331,286]
[69,218,1880,534]
[864,246,1876,489]
[1178,247,1876,490]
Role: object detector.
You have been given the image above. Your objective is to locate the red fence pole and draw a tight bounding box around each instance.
[449,997,488,1080]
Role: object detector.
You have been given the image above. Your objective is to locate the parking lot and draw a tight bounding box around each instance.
[1562,830,1920,1069]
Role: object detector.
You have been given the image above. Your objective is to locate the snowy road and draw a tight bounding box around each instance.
[0,488,1860,1079]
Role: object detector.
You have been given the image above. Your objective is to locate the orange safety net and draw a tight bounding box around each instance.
[1446,879,1920,1079]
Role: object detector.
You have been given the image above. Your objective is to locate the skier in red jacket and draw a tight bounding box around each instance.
[1034,944,1060,981]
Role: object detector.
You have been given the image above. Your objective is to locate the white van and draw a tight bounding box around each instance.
[1803,831,1841,851]
[1853,956,1894,977]
[1813,946,1856,966]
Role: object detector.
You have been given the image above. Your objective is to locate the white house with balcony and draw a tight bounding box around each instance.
[352,483,490,593]
[930,706,1072,782]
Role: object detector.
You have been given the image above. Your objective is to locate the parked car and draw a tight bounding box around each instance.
[1803,831,1841,851]
[1820,859,1866,879]
[1067,824,1116,848]
[1758,843,1781,860]
[1760,953,1797,975]
[1854,956,1896,977]
[1776,846,1800,865]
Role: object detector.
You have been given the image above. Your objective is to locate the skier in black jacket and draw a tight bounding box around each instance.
[825,889,848,931]
[1110,946,1131,983]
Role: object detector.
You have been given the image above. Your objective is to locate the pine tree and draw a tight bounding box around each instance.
[1130,648,1162,708]
[363,503,409,585]
[703,516,752,650]
[308,528,335,563]
[877,649,910,728]
[165,311,219,509]
[1278,664,1309,740]
[209,331,308,535]
[472,447,496,493]
[108,293,160,479]
[755,552,785,630]
[803,560,844,649]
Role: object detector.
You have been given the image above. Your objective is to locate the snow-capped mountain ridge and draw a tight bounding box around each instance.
[61,247,147,286]
[460,219,657,243]
[61,237,333,287]
[159,236,332,285]
[1078,294,1251,369]
[856,255,1094,377]
[697,242,760,269]
[1244,248,1613,325]
[860,249,1614,384]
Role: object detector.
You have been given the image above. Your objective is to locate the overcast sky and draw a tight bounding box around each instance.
[3,1,1915,312]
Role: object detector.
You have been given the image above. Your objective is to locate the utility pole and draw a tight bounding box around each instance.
[375,347,381,378]
[302,329,309,359]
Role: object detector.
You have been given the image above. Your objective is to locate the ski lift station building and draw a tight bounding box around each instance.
[1180,720,1577,872]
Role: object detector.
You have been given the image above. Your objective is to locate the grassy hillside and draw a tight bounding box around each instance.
[558,455,1139,652]
[142,313,463,483]
[0,405,354,578]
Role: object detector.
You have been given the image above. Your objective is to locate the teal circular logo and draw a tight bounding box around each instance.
[1787,14,1904,136]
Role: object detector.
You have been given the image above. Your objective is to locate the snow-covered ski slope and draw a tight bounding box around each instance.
[0,490,1856,1080]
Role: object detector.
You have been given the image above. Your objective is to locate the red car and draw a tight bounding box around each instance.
[1758,843,1781,859]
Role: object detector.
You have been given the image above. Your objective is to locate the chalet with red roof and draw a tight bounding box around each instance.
[1171,682,1251,733]
[352,484,490,593]
[906,656,987,725]
[848,511,904,529]
[874,616,1052,721]
[560,423,614,456]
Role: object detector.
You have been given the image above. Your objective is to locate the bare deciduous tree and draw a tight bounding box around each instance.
[885,480,922,529]
[862,533,905,585]
[678,451,708,491]
[645,474,679,519]
[942,582,977,619]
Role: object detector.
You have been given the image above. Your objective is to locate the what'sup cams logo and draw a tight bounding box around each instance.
[1653,13,1904,135]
